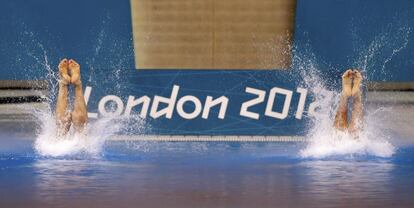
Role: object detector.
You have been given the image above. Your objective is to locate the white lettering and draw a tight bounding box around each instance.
[150,85,179,119]
[124,95,150,118]
[98,95,124,117]
[84,86,98,118]
[265,87,292,119]
[295,88,307,119]
[240,87,266,120]
[202,96,228,119]
[177,96,202,119]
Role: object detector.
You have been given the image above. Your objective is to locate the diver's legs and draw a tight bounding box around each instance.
[68,59,88,132]
[333,69,353,130]
[334,94,349,130]
[56,59,72,136]
[349,70,364,135]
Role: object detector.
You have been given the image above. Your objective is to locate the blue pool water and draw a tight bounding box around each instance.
[1,135,414,208]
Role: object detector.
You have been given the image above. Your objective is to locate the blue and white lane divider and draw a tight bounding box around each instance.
[109,135,305,142]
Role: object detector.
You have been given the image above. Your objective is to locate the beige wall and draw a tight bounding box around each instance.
[131,0,296,70]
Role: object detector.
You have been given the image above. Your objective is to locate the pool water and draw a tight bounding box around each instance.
[1,136,414,208]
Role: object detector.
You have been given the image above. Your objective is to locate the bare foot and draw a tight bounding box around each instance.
[342,69,354,97]
[68,59,81,85]
[351,69,362,96]
[58,59,71,85]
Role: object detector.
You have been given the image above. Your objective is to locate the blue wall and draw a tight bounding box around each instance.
[295,0,414,82]
[0,0,135,79]
[0,0,413,135]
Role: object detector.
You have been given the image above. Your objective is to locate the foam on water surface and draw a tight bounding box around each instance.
[32,107,126,157]
[300,126,395,158]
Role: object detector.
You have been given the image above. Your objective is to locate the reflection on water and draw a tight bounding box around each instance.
[24,148,410,208]
[32,158,155,207]
[1,141,414,208]
[297,160,394,206]
[33,159,111,203]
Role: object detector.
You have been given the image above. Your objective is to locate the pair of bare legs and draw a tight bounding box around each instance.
[55,59,88,137]
[333,69,364,136]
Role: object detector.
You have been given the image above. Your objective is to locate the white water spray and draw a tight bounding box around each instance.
[298,73,396,158]
[33,106,125,157]
[296,33,407,158]
[30,72,146,157]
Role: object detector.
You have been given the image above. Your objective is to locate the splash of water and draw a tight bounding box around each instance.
[30,66,146,158]
[300,115,396,159]
[25,53,140,158]
[354,27,411,81]
[32,106,125,157]
[296,44,401,159]
[295,14,414,158]
[13,19,146,157]
[298,75,396,158]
